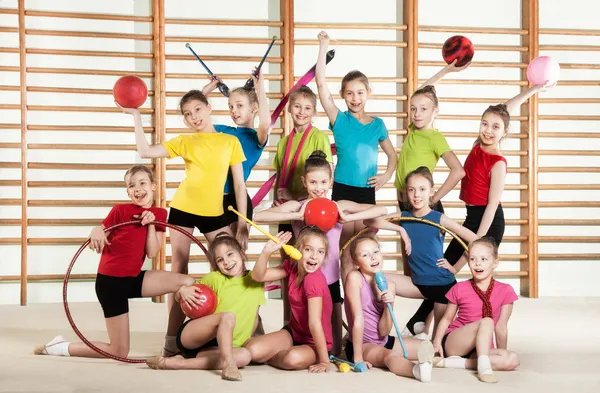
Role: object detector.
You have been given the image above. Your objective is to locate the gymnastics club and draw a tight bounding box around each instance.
[185,43,230,97]
[244,35,278,90]
[227,205,302,260]
[329,355,368,373]
[375,271,409,359]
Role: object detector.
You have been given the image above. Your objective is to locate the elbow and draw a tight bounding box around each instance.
[308,321,323,333]
[138,151,150,159]
[456,167,466,180]
[251,271,263,282]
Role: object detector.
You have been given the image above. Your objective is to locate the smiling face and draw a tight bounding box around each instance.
[468,242,499,282]
[289,95,316,129]
[410,94,438,130]
[297,234,327,275]
[353,238,383,274]
[479,112,507,148]
[182,99,212,131]
[213,243,246,278]
[302,168,332,199]
[228,91,256,126]
[125,170,156,208]
[341,79,369,114]
[405,174,435,212]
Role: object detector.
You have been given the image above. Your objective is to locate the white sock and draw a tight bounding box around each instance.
[413,340,434,383]
[43,336,71,356]
[477,355,493,375]
[413,322,426,335]
[443,355,467,369]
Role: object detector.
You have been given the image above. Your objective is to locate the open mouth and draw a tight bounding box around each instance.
[134,193,147,203]
[370,262,380,268]
[223,263,236,272]
[193,119,203,127]
[306,260,318,268]
[474,268,484,273]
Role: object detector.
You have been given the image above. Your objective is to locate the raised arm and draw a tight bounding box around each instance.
[315,31,339,125]
[418,60,471,89]
[253,69,270,146]
[336,200,388,223]
[252,232,292,283]
[254,200,303,223]
[505,85,545,114]
[117,105,168,159]
[495,303,514,349]
[433,151,465,204]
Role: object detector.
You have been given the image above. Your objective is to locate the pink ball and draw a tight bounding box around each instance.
[526,56,560,87]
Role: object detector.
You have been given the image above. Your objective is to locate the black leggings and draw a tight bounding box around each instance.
[405,205,505,335]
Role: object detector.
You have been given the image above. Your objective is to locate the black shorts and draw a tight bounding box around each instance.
[95,271,146,318]
[441,332,476,359]
[168,207,227,234]
[281,325,302,346]
[415,281,456,304]
[398,199,445,214]
[332,182,375,204]
[444,205,505,265]
[221,192,253,226]
[328,280,344,304]
[176,319,219,359]
[345,335,395,363]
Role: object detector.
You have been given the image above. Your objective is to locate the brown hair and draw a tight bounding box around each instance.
[470,236,499,259]
[341,70,370,93]
[124,165,155,183]
[349,232,380,262]
[304,150,332,177]
[294,226,328,286]
[179,90,209,114]
[208,232,247,272]
[289,85,317,109]
[404,166,435,209]
[482,103,510,130]
[411,85,439,108]
[229,86,259,106]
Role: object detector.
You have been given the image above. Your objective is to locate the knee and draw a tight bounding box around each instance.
[111,345,130,359]
[281,350,306,370]
[504,352,520,371]
[235,348,252,367]
[244,338,260,359]
[479,317,494,329]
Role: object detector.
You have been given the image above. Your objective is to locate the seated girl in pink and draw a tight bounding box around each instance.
[433,237,519,384]
[245,228,333,373]
[254,150,392,355]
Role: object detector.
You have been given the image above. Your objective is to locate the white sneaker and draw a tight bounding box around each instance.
[413,322,426,335]
[415,332,430,340]
[416,340,434,383]
[401,326,414,337]
[33,335,68,355]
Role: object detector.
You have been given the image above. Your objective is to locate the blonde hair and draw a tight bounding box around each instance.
[124,165,155,183]
[349,232,380,262]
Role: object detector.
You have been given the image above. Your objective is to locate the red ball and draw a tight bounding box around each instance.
[304,198,339,232]
[179,283,217,320]
[113,76,148,108]
[442,35,474,67]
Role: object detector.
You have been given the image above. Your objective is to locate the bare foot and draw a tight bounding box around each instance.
[221,364,242,381]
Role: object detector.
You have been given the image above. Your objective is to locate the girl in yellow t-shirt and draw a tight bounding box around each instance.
[118,90,248,356]
[146,233,265,382]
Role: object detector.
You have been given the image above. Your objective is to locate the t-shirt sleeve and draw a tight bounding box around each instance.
[214,124,232,134]
[445,282,460,304]
[152,208,168,232]
[377,118,388,141]
[433,133,452,158]
[316,132,333,162]
[229,138,246,166]
[303,272,328,299]
[502,284,519,305]
[102,205,122,228]
[162,135,184,159]
[199,271,225,294]
[329,110,346,135]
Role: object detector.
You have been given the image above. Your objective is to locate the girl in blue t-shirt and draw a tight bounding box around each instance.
[202,69,271,226]
[367,166,478,341]
[315,30,397,283]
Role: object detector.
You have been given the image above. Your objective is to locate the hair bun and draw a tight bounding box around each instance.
[308,150,327,160]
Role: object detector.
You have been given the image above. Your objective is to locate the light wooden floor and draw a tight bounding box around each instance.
[2,297,600,392]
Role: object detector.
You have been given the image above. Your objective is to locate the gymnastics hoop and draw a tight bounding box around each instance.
[340,216,469,255]
[63,220,208,364]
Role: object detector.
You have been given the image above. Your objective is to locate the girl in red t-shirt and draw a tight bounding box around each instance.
[433,237,519,383]
[246,228,333,373]
[33,166,198,360]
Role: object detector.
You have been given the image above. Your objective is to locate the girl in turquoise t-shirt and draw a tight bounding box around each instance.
[315,30,397,283]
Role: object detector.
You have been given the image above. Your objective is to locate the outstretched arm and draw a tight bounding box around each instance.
[505,85,545,114]
[254,200,303,223]
[336,200,388,223]
[315,31,339,125]
[418,60,471,89]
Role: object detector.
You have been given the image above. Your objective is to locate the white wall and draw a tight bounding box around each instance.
[0,0,598,304]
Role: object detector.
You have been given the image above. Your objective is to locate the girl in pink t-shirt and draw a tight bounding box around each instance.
[432,237,519,383]
[254,150,393,356]
[345,233,436,382]
[246,227,333,373]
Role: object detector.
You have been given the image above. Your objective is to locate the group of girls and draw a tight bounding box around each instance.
[34,29,551,383]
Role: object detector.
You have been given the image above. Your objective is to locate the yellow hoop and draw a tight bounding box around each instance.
[340,216,469,255]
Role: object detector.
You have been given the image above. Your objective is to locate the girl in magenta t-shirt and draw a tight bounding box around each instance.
[432,237,520,383]
[345,232,436,382]
[245,228,333,373]
[254,150,391,356]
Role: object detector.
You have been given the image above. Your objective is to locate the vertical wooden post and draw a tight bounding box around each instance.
[403,0,418,103]
[152,0,166,302]
[18,0,28,306]
[520,0,539,297]
[281,0,294,136]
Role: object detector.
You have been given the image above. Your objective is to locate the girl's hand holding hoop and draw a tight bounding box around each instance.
[89,226,110,254]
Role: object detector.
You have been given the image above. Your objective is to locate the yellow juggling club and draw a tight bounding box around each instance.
[227,206,303,260]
